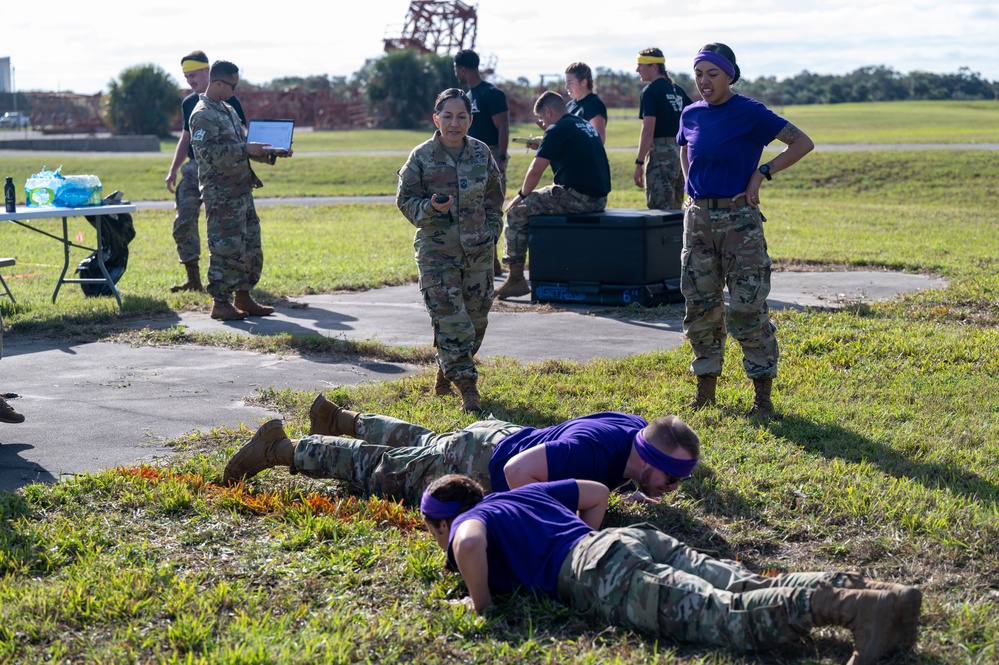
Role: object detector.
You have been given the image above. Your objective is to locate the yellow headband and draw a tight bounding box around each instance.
[182,60,209,73]
[637,55,666,65]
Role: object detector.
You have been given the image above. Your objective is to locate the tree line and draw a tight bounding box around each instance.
[99,50,997,135]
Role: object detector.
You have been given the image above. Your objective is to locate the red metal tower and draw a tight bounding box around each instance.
[384,1,478,55]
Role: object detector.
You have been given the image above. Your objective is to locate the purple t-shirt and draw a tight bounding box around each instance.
[676,94,787,199]
[447,480,592,599]
[489,412,646,492]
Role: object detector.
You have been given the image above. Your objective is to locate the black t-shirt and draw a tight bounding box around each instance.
[536,114,611,198]
[182,92,246,160]
[566,93,608,122]
[673,82,694,108]
[467,81,508,147]
[638,78,688,138]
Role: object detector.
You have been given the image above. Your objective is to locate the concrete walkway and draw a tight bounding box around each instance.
[0,270,946,493]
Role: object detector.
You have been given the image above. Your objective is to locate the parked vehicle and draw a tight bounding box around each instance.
[0,112,30,129]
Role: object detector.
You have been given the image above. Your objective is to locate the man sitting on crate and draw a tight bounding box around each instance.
[496,91,611,300]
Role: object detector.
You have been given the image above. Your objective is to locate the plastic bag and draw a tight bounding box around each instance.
[25,166,102,207]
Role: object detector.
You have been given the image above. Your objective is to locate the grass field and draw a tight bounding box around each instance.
[1,101,998,663]
[2,99,996,203]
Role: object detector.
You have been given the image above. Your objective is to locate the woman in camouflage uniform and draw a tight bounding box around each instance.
[397,89,505,412]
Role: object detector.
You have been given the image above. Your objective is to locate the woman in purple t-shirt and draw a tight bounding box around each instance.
[677,43,814,420]
[420,474,920,661]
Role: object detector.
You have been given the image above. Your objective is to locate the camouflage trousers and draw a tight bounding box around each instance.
[172,160,202,264]
[644,139,683,211]
[487,144,508,194]
[419,256,494,381]
[558,525,851,650]
[203,189,263,301]
[680,200,777,379]
[487,145,508,259]
[503,186,606,264]
[292,415,523,505]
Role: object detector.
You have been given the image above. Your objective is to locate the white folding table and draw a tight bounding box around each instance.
[0,203,137,308]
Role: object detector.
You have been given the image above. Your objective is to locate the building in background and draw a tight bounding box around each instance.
[1,57,12,93]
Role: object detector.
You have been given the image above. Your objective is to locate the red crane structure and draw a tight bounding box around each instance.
[384,1,478,55]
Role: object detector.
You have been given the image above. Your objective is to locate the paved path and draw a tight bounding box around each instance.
[0,270,946,493]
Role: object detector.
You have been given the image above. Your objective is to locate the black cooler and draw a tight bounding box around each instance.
[527,208,684,306]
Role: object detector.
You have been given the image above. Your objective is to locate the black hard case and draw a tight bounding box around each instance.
[527,209,684,306]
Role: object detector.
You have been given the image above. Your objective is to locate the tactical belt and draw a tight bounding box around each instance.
[689,193,747,209]
[652,136,677,144]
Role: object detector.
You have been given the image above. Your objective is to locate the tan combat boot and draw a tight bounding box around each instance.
[495,263,530,300]
[0,396,25,424]
[234,290,274,316]
[453,377,482,413]
[222,419,294,485]
[748,377,775,420]
[170,259,202,292]
[434,367,454,396]
[211,299,248,321]
[810,583,904,665]
[839,573,923,650]
[688,375,717,409]
[309,393,360,436]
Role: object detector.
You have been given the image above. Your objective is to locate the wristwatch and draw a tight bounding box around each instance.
[495,154,508,161]
[759,164,773,181]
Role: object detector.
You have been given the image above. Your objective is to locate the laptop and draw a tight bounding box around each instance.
[246,118,295,153]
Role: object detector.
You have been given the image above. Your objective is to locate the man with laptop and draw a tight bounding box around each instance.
[164,50,247,294]
[189,60,293,321]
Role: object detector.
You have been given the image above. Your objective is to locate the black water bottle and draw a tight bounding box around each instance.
[4,177,16,213]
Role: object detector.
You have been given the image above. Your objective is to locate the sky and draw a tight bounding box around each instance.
[2,0,997,95]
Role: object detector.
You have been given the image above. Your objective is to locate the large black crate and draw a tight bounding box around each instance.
[527,208,683,284]
[531,279,683,307]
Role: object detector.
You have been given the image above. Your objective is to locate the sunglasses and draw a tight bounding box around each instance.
[664,472,692,485]
[212,79,237,90]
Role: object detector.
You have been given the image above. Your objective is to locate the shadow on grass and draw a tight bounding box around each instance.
[768,414,998,505]
[5,294,180,345]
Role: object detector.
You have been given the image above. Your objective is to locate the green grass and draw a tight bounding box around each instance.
[2,102,999,662]
[7,100,996,202]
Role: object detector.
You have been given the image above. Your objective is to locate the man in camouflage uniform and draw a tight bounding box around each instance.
[190,60,291,321]
[222,397,700,508]
[164,50,246,293]
[496,91,611,300]
[422,476,922,665]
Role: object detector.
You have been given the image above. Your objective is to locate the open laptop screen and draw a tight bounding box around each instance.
[246,118,294,152]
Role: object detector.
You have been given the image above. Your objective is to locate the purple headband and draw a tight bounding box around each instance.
[420,491,463,520]
[634,431,698,477]
[694,51,735,79]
